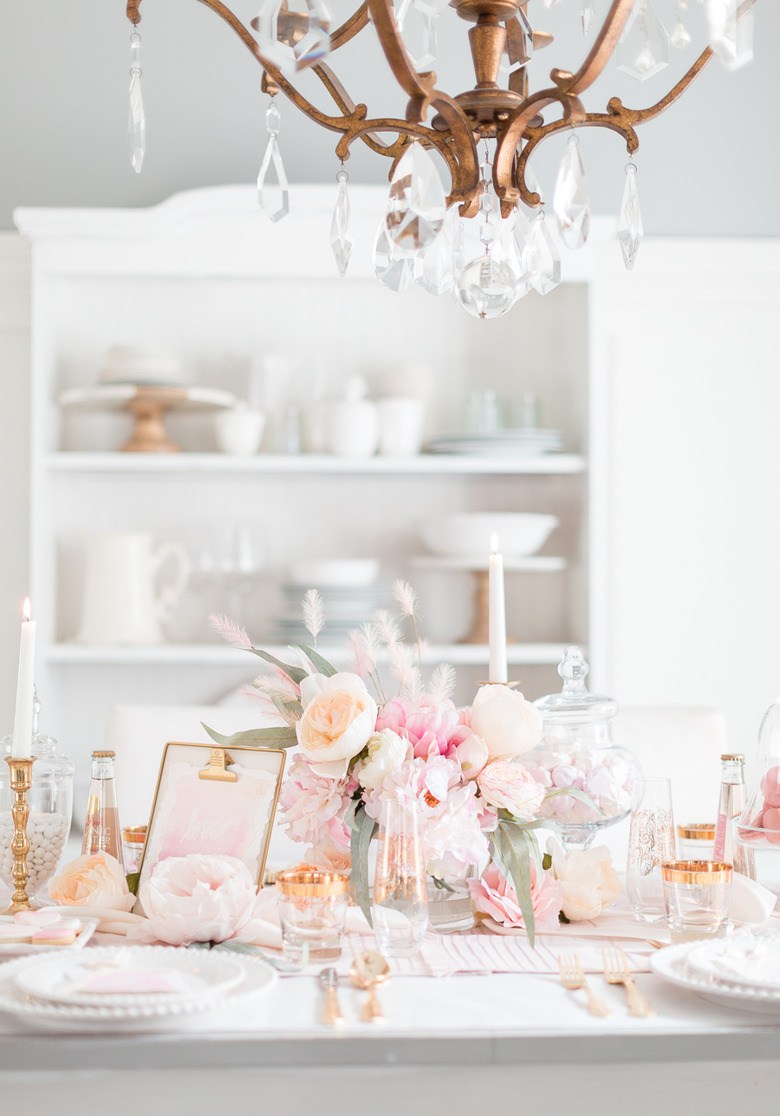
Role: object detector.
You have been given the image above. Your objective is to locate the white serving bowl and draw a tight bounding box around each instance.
[289,558,380,587]
[418,513,558,557]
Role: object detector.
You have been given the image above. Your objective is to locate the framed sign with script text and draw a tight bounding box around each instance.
[134,741,286,915]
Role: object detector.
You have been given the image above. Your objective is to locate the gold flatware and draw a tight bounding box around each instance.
[601,944,657,1018]
[349,950,390,1022]
[318,967,344,1026]
[557,953,612,1018]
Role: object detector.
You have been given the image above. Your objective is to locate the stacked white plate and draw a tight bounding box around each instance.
[99,346,184,386]
[0,945,276,1032]
[425,429,564,457]
[652,930,780,1014]
[274,581,388,645]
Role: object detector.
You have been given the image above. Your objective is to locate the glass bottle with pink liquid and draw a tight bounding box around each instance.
[81,750,125,871]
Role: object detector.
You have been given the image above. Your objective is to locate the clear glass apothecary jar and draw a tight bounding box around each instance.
[0,695,74,900]
[525,646,642,851]
[735,695,780,863]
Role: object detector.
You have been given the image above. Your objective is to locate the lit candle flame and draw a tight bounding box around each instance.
[22,597,31,622]
[490,533,499,555]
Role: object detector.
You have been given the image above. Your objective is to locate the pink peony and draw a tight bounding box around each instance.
[133,854,265,946]
[468,860,563,932]
[375,696,470,760]
[477,760,546,820]
[280,753,352,849]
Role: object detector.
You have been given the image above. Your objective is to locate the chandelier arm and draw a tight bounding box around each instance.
[335,119,461,184]
[549,0,635,96]
[493,89,578,215]
[313,64,405,155]
[330,3,370,50]
[365,0,479,184]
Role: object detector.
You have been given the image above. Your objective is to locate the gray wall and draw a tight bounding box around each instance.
[1,0,778,234]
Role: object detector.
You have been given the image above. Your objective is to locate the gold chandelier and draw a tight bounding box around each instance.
[125,0,756,318]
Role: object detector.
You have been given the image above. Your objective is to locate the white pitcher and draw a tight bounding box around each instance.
[75,532,191,644]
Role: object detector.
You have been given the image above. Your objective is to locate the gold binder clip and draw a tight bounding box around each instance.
[198,747,237,783]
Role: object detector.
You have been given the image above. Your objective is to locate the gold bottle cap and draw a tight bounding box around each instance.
[92,750,116,758]
[677,823,716,841]
[662,860,733,884]
[122,826,147,845]
[721,754,745,763]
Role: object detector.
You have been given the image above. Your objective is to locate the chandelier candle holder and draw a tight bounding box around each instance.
[2,756,36,915]
[125,0,756,316]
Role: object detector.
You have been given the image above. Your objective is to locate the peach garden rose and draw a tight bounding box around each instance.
[48,852,136,912]
[297,672,379,777]
[477,759,545,820]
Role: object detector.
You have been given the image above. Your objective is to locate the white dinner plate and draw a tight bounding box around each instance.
[0,947,276,1032]
[0,916,98,959]
[15,944,246,1008]
[685,930,780,990]
[651,940,780,1014]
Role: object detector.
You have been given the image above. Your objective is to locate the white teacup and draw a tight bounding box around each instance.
[325,400,379,457]
[215,408,266,455]
[377,397,425,456]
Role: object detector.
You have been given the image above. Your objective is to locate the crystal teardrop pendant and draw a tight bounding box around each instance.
[415,206,457,296]
[617,163,643,271]
[128,31,145,174]
[527,212,561,296]
[706,0,754,72]
[257,99,290,223]
[374,220,415,293]
[330,169,353,278]
[581,0,595,35]
[670,1,691,50]
[456,250,517,319]
[509,206,533,296]
[553,134,590,250]
[385,142,446,251]
[616,0,670,80]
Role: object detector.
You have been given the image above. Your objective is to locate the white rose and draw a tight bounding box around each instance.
[547,837,621,921]
[470,685,542,759]
[456,733,490,780]
[358,729,409,790]
[296,672,378,778]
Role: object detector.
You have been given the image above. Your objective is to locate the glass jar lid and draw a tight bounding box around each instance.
[534,645,619,725]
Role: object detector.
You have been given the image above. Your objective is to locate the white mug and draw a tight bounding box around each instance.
[325,400,379,457]
[75,532,191,644]
[377,397,425,456]
[214,408,266,455]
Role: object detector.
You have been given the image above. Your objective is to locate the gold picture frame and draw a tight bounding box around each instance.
[134,741,286,915]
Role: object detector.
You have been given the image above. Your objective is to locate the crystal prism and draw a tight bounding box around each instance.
[257,102,290,223]
[508,206,533,295]
[412,0,449,18]
[400,7,439,69]
[128,68,145,175]
[553,135,590,250]
[385,142,446,251]
[670,1,691,51]
[415,206,457,295]
[330,171,353,278]
[456,253,517,320]
[253,0,331,75]
[527,213,561,296]
[706,0,754,72]
[617,164,643,270]
[581,0,594,35]
[617,0,670,80]
[374,220,414,293]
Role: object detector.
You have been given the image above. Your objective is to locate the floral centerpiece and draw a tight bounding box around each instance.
[208,583,614,944]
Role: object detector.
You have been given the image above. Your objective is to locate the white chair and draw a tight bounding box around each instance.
[106,703,302,868]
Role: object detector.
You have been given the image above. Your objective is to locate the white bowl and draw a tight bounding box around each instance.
[289,559,380,587]
[418,513,558,558]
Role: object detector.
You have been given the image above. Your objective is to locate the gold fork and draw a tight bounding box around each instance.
[558,954,612,1017]
[601,944,657,1018]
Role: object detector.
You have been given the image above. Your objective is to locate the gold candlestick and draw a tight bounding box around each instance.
[2,755,36,915]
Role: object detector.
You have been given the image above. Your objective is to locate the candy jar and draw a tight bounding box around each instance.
[0,692,74,901]
[736,694,780,849]
[526,646,641,851]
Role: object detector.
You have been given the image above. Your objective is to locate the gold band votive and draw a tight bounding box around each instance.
[661,860,733,885]
[276,868,350,899]
[676,824,716,842]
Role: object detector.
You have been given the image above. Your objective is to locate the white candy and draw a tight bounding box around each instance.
[0,812,69,895]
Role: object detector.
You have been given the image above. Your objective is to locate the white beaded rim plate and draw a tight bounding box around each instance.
[0,916,98,958]
[14,944,247,1008]
[651,941,780,1015]
[684,931,780,991]
[0,947,277,1032]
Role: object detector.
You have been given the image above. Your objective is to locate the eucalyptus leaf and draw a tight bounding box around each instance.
[201,722,299,748]
[492,819,536,947]
[125,871,140,896]
[296,644,338,677]
[542,852,553,871]
[431,876,455,893]
[249,648,309,686]
[349,804,378,928]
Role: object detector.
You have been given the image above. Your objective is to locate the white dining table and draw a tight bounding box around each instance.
[2,936,780,1116]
